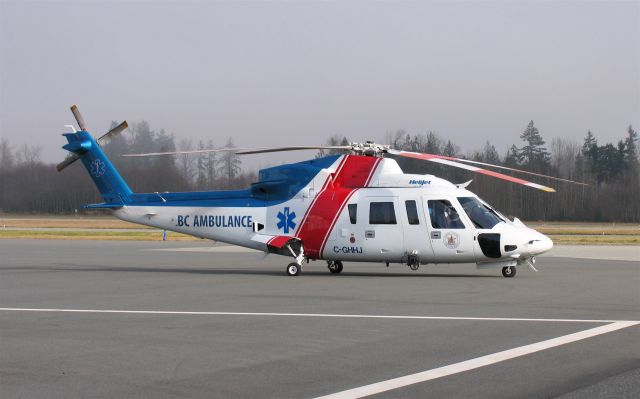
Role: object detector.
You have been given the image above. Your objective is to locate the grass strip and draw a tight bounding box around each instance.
[1,230,638,245]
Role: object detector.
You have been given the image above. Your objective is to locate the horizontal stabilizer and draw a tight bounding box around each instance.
[83,202,125,209]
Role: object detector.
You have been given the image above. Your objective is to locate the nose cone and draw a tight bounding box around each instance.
[529,234,553,255]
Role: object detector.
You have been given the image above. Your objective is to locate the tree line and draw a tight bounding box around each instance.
[378,121,639,222]
[0,121,255,213]
[1,120,638,222]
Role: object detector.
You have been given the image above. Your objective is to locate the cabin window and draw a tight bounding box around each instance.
[369,202,397,224]
[457,197,504,229]
[428,200,465,229]
[348,204,357,224]
[405,200,420,225]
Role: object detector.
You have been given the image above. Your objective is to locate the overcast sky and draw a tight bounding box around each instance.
[1,1,638,170]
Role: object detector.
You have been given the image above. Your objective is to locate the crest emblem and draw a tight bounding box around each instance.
[443,231,460,249]
[90,159,106,178]
[277,207,297,234]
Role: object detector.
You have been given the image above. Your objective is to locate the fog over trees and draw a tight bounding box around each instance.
[0,121,638,222]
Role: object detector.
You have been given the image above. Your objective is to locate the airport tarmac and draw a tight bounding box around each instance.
[0,239,638,398]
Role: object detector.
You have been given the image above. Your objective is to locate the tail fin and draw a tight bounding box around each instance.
[58,105,132,207]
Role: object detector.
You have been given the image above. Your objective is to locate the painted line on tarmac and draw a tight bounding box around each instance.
[314,320,640,399]
[0,308,635,324]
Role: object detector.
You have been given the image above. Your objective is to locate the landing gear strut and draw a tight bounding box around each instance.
[285,243,305,276]
[328,261,343,274]
[502,266,516,278]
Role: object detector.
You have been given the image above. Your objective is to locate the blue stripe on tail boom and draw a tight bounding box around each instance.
[62,129,340,208]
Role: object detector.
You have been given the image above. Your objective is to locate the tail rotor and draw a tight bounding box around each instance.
[57,105,128,172]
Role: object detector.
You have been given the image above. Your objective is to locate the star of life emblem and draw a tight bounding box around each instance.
[90,159,106,178]
[277,207,297,234]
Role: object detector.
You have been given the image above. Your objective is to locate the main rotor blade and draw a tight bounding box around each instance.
[121,145,352,157]
[388,149,556,193]
[235,145,352,155]
[121,148,254,157]
[437,156,588,186]
[97,121,128,146]
[70,105,88,131]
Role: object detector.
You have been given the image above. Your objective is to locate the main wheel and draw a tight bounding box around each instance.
[287,263,300,276]
[502,266,516,278]
[328,261,344,274]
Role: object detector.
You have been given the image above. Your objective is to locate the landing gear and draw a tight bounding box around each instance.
[285,243,305,277]
[328,261,343,274]
[407,251,420,271]
[502,266,516,278]
[287,262,300,276]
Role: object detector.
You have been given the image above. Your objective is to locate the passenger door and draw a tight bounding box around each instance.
[361,196,404,262]
[401,198,435,260]
[422,195,476,262]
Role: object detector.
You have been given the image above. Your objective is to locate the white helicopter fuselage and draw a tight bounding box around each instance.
[113,155,552,272]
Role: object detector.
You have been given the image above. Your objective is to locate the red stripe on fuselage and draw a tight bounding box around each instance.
[296,155,381,259]
[295,156,347,231]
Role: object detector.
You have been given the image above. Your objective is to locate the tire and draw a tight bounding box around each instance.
[328,261,344,274]
[287,263,300,276]
[502,266,516,278]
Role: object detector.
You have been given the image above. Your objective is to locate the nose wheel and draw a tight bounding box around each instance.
[327,261,344,274]
[502,266,516,278]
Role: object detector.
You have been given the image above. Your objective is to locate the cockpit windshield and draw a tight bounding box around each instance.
[457,197,504,229]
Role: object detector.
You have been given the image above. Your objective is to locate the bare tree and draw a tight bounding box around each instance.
[177,138,195,184]
[15,144,42,166]
[0,137,15,170]
[550,138,579,179]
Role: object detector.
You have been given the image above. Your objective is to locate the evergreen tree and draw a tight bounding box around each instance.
[315,134,349,158]
[205,139,217,186]
[518,120,550,171]
[425,132,442,154]
[196,140,207,189]
[623,125,638,168]
[176,138,195,185]
[219,138,242,183]
[442,140,458,157]
[505,145,520,167]
[473,141,501,164]
[582,130,597,155]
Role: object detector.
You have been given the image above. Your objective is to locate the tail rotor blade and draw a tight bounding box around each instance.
[70,105,88,131]
[56,153,80,172]
[97,121,128,146]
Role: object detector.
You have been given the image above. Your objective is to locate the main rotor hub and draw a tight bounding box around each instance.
[349,141,390,157]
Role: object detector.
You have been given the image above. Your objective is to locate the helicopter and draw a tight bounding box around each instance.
[58,105,585,278]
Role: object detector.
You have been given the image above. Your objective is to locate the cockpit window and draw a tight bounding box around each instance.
[427,200,465,229]
[457,197,504,229]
